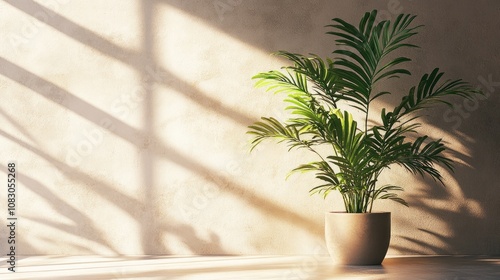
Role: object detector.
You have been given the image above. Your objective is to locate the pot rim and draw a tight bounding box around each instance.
[326,211,391,215]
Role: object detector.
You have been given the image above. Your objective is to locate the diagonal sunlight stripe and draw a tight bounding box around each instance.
[150,141,324,237]
[0,129,144,221]
[13,171,121,254]
[4,0,255,127]
[3,0,137,63]
[0,106,39,145]
[1,0,320,241]
[0,124,322,238]
[0,56,141,144]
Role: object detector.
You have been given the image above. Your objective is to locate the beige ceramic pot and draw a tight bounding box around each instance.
[325,212,391,265]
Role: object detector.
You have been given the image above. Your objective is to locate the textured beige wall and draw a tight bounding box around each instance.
[0,0,498,256]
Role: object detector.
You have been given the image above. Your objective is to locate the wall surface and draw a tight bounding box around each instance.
[0,0,499,256]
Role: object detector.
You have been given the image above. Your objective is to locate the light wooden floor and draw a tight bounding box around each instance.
[1,255,499,279]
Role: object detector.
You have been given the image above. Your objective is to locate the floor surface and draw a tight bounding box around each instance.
[0,255,499,279]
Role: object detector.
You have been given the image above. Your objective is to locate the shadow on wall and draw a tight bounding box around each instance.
[0,0,325,255]
[165,0,500,255]
[375,94,500,255]
[0,0,499,255]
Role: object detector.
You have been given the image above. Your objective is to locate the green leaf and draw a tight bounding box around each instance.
[247,9,481,213]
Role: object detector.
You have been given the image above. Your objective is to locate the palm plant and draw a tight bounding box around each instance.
[247,10,480,213]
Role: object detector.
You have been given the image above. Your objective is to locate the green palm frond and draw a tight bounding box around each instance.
[247,117,309,152]
[253,70,309,96]
[373,185,408,207]
[327,10,420,112]
[272,51,342,108]
[394,136,453,184]
[288,161,342,197]
[247,10,481,213]
[394,68,481,119]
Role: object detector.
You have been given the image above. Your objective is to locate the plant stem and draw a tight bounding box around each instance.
[365,102,369,135]
[368,170,382,212]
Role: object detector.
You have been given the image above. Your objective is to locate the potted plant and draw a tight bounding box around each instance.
[247,10,480,265]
